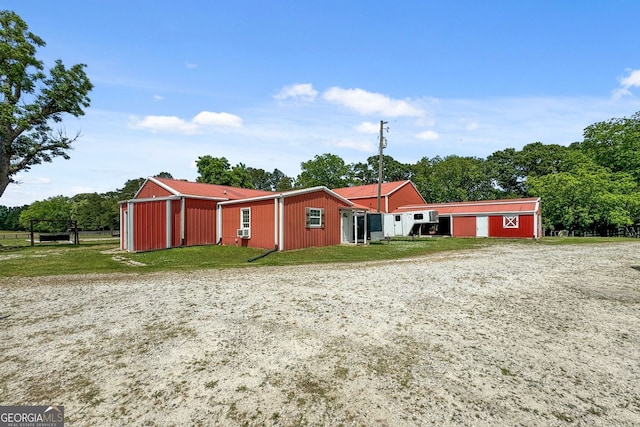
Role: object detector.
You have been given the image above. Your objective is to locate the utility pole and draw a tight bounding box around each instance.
[376,120,388,212]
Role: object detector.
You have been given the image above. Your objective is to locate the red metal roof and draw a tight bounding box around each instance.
[332,180,414,199]
[396,198,540,215]
[152,177,274,200]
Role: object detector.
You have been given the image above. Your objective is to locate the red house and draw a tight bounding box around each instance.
[396,198,542,239]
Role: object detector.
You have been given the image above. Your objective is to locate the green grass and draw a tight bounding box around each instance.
[0,236,637,278]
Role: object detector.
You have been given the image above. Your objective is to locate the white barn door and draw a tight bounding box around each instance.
[476,215,489,237]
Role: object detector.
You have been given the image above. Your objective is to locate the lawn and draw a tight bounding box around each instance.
[0,235,636,278]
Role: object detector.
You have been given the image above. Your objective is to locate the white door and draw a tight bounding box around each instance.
[341,211,353,243]
[476,215,489,237]
[393,214,404,236]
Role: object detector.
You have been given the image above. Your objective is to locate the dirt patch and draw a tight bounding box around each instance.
[1,242,639,426]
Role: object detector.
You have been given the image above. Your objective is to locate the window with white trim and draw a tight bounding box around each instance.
[306,207,324,228]
[240,208,251,230]
[503,215,519,228]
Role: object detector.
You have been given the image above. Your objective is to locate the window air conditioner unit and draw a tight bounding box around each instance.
[237,228,250,239]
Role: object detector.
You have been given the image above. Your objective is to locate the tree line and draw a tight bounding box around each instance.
[3,111,639,235]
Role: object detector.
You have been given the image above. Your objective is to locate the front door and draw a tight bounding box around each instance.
[341,211,353,243]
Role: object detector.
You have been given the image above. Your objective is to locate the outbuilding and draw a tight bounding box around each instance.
[120,177,368,252]
[396,198,542,239]
[120,177,273,252]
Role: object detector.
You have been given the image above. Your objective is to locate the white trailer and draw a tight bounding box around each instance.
[383,210,438,237]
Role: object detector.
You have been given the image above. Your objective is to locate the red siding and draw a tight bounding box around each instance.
[345,183,424,213]
[133,200,167,251]
[171,200,181,247]
[387,184,425,212]
[453,216,476,237]
[136,181,173,199]
[283,192,348,250]
[183,199,218,246]
[221,199,276,249]
[489,215,535,238]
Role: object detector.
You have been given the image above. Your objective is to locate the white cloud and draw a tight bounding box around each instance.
[274,83,318,101]
[192,111,243,128]
[130,111,243,134]
[331,138,376,152]
[323,87,425,117]
[186,63,197,69]
[354,121,380,134]
[612,69,640,99]
[620,69,640,87]
[415,130,439,140]
[153,95,164,101]
[131,115,200,134]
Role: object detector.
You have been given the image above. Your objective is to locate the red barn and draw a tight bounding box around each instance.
[332,180,426,213]
[121,178,367,252]
[120,177,272,252]
[396,198,542,239]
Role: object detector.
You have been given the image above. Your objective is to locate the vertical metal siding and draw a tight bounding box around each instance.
[453,216,476,237]
[284,193,347,250]
[220,200,276,249]
[184,198,218,246]
[489,215,535,238]
[133,200,167,251]
[171,200,181,247]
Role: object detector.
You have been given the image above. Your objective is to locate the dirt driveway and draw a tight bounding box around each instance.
[1,242,639,426]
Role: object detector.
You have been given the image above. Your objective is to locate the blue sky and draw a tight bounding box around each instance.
[2,0,640,206]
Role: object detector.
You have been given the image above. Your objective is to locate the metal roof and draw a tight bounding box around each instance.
[150,177,274,200]
[332,180,415,199]
[395,198,540,215]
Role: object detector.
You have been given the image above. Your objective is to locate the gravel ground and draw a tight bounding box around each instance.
[1,242,639,426]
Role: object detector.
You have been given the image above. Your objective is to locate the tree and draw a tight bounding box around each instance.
[0,11,93,199]
[18,195,73,232]
[268,168,294,191]
[115,178,146,200]
[486,143,581,197]
[0,204,26,230]
[350,155,412,185]
[154,171,173,179]
[246,167,294,191]
[578,111,640,184]
[72,192,118,230]
[412,155,496,203]
[247,167,272,190]
[195,155,253,188]
[296,153,351,189]
[528,164,640,233]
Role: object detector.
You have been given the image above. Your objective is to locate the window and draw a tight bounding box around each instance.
[306,207,324,228]
[240,208,251,229]
[395,215,401,222]
[503,215,519,228]
[413,213,424,220]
